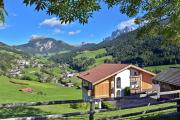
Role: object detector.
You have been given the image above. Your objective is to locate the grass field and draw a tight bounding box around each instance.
[0,76,178,120]
[0,101,177,120]
[0,76,82,103]
[76,49,107,58]
[145,64,180,73]
[76,49,112,68]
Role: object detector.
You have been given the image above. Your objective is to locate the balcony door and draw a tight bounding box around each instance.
[116,90,121,97]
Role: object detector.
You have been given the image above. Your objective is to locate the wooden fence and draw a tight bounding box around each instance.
[1,90,180,120]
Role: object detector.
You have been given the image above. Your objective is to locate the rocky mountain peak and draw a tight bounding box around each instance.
[103,26,134,41]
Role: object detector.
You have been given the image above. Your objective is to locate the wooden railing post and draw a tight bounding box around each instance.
[157,92,160,101]
[89,99,95,120]
[177,99,180,112]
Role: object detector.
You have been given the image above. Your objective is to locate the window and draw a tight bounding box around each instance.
[116,90,121,97]
[134,71,137,76]
[116,77,121,88]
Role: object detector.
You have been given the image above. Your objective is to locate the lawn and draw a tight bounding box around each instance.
[0,75,84,119]
[0,76,82,103]
[94,102,176,120]
[0,101,177,120]
[145,64,180,73]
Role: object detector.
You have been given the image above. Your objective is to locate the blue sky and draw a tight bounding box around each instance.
[0,0,136,45]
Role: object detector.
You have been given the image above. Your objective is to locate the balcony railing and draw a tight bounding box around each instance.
[130,75,141,81]
[130,75,142,93]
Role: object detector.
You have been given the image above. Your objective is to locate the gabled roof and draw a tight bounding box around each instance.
[78,64,156,85]
[153,68,180,87]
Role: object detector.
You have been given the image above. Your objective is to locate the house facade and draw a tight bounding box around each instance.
[78,64,156,100]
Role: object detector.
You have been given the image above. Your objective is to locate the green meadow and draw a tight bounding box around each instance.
[76,48,112,68]
[0,76,81,103]
[145,64,180,73]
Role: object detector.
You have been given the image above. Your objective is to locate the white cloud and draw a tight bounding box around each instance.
[68,30,81,35]
[30,35,46,41]
[117,18,137,30]
[53,28,64,34]
[40,17,69,27]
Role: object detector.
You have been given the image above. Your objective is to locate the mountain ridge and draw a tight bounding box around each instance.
[15,37,75,55]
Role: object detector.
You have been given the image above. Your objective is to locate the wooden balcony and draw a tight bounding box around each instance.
[130,75,141,81]
[130,75,142,93]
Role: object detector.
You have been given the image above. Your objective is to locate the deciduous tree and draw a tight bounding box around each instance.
[0,0,179,43]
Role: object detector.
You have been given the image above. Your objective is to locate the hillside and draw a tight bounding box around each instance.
[75,49,112,68]
[16,37,75,55]
[0,76,81,103]
[78,30,180,67]
[0,43,29,75]
[102,31,180,66]
[145,64,180,73]
[50,28,180,72]
[51,48,112,71]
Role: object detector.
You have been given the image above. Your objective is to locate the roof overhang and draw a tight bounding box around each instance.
[78,64,156,85]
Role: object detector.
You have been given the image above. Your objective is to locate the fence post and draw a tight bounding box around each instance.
[177,99,180,112]
[157,91,160,101]
[89,99,95,120]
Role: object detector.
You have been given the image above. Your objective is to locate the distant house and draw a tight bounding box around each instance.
[17,60,30,66]
[37,64,44,68]
[152,67,180,98]
[66,72,76,78]
[65,82,74,87]
[78,64,156,100]
[9,69,21,77]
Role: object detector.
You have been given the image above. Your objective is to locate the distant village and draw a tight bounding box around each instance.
[8,59,78,88]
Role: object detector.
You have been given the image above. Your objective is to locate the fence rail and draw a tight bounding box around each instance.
[97,105,180,120]
[0,99,85,108]
[159,90,180,96]
[1,90,180,120]
[1,111,89,120]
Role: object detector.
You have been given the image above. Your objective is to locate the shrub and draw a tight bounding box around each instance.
[70,103,89,109]
[104,59,114,63]
[102,101,116,109]
[20,75,32,80]
[37,91,46,96]
[124,87,131,96]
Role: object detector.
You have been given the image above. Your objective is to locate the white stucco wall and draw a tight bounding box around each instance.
[114,69,130,97]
